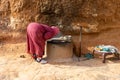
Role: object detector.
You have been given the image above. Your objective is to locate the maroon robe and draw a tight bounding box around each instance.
[27,22,59,57]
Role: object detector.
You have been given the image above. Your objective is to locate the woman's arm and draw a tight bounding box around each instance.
[43,25,59,40]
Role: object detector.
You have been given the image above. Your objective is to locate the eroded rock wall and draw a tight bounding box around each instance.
[0,0,120,55]
[0,0,120,33]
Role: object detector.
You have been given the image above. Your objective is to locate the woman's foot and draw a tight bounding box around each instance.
[36,57,42,62]
[36,57,47,64]
[33,54,37,60]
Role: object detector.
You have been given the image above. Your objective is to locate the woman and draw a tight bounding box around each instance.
[27,22,59,63]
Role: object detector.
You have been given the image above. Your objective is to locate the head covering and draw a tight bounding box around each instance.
[51,26,60,36]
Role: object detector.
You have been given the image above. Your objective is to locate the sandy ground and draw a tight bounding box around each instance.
[0,41,120,80]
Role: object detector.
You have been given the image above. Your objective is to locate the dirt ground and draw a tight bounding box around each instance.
[1,27,120,80]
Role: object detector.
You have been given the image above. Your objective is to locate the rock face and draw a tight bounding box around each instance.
[0,0,120,56]
[0,0,120,33]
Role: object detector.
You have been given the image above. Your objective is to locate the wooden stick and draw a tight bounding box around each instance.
[78,26,82,61]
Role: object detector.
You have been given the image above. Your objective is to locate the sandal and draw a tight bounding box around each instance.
[40,59,47,64]
[36,57,42,62]
[36,58,47,64]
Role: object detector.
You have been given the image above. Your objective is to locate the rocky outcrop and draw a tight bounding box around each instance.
[0,0,120,58]
[0,0,120,34]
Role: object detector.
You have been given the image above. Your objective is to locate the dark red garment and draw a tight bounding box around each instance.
[27,22,59,57]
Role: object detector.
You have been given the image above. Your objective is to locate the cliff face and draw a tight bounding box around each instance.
[0,0,120,55]
[0,0,120,34]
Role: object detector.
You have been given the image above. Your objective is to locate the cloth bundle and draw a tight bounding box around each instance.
[94,45,119,54]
